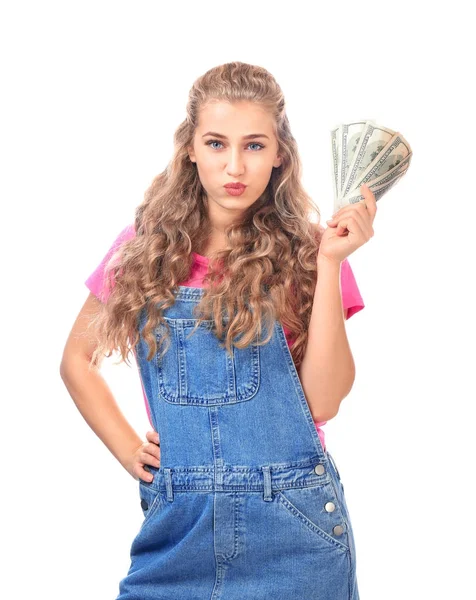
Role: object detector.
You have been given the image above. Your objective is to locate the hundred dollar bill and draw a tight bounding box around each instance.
[340,165,409,205]
[339,120,369,200]
[341,121,396,199]
[330,120,412,211]
[340,159,411,205]
[330,125,341,211]
[339,152,412,205]
[345,132,412,199]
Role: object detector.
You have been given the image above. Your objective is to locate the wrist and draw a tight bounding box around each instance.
[317,254,343,270]
[116,434,143,472]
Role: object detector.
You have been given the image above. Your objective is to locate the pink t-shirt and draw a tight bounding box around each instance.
[85,224,365,451]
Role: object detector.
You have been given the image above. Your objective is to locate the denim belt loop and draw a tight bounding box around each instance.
[261,465,273,502]
[164,467,174,502]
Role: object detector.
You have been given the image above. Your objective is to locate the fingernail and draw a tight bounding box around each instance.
[326,219,333,223]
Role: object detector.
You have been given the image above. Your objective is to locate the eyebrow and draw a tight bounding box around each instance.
[202,131,270,140]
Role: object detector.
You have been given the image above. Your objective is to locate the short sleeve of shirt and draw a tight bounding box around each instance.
[84,223,136,303]
[341,258,365,319]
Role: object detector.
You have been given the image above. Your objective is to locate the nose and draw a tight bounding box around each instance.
[226,149,245,176]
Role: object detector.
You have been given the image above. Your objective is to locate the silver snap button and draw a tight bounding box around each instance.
[333,524,345,536]
[314,464,325,475]
[325,501,335,512]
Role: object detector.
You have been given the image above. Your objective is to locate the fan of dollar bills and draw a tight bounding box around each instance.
[331,120,413,213]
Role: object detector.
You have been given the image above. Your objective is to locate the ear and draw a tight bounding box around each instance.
[188,146,196,163]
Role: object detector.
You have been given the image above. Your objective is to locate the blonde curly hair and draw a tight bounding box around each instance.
[88,61,324,372]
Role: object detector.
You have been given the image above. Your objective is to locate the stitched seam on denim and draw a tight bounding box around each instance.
[347,548,353,600]
[163,317,214,327]
[220,491,240,561]
[274,322,326,460]
[326,465,354,563]
[139,486,162,510]
[138,489,163,531]
[339,492,356,598]
[156,320,260,405]
[347,518,356,598]
[327,451,342,480]
[147,457,323,472]
[210,559,227,600]
[161,396,259,406]
[147,482,331,492]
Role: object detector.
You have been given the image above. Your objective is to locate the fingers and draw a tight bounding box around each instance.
[136,442,161,483]
[146,429,160,445]
[327,184,376,232]
[139,431,162,482]
[327,207,369,236]
[336,214,368,239]
[139,465,154,483]
[360,183,377,218]
[145,430,160,460]
[143,431,161,460]
[330,196,373,220]
[140,443,161,463]
[328,202,366,223]
[130,432,162,483]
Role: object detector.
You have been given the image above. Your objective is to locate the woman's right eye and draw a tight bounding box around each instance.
[206,140,223,150]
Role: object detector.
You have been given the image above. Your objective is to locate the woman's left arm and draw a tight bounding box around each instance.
[298,184,376,421]
[298,258,355,422]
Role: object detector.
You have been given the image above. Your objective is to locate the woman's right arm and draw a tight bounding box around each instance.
[59,292,144,477]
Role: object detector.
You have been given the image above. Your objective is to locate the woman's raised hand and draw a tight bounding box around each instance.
[319,184,377,265]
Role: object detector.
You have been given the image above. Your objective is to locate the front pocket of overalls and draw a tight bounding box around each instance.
[275,483,350,552]
[155,317,260,406]
[139,481,164,526]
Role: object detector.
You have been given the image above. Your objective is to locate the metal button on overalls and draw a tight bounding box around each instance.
[333,524,345,536]
[116,286,360,600]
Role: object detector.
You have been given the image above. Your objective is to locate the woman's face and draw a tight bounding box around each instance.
[188,100,282,227]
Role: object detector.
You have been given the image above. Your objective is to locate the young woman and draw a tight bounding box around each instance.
[60,61,375,600]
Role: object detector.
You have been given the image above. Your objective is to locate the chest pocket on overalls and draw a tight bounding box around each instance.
[155,317,260,406]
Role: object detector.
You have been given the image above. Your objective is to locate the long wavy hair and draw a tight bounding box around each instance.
[88,61,325,372]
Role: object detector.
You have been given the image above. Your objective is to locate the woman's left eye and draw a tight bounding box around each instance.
[206,140,264,151]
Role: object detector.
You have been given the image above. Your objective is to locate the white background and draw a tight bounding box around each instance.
[2,1,474,598]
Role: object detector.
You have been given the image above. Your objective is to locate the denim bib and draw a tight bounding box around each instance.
[116,286,359,600]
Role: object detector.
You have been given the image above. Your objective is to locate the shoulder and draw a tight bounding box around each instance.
[108,223,136,255]
[119,223,136,243]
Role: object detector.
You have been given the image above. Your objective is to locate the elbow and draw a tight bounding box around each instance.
[59,352,74,379]
[303,370,356,423]
[306,392,341,422]
[312,407,339,423]
[59,360,75,383]
[59,353,97,381]
[59,361,68,380]
[309,381,355,422]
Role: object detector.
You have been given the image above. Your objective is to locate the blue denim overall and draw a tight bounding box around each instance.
[116,286,360,600]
